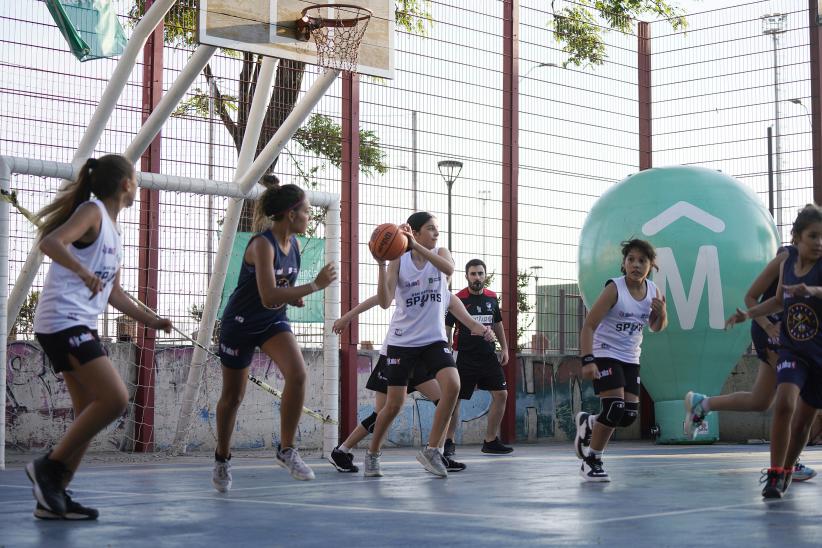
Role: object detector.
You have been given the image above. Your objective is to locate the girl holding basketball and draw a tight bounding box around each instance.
[364,213,493,477]
[574,239,667,482]
[329,292,471,474]
[726,204,822,498]
[212,184,336,490]
[27,155,172,519]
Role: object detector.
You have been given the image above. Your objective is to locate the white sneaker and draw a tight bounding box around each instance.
[212,459,232,492]
[364,451,383,477]
[276,445,315,481]
[574,412,593,459]
[416,446,448,477]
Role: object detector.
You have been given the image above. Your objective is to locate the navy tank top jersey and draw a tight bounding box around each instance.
[221,231,301,333]
[779,246,822,359]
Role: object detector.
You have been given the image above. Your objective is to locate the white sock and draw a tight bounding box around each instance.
[437,446,444,454]
[701,397,711,413]
[588,448,603,458]
[338,444,351,453]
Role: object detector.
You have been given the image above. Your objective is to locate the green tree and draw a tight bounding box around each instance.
[129,1,432,230]
[549,0,689,68]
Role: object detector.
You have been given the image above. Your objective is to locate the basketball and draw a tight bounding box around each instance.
[369,223,408,261]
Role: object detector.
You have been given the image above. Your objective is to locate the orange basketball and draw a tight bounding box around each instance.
[369,223,408,262]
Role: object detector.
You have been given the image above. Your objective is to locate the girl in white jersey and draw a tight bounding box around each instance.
[365,212,492,477]
[26,155,172,520]
[574,239,667,482]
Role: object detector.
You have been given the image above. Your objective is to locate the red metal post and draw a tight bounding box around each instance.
[340,72,360,438]
[134,1,163,452]
[500,0,519,444]
[637,21,656,437]
[638,21,652,171]
[810,1,822,204]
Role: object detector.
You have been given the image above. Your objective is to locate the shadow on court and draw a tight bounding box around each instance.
[1,443,821,547]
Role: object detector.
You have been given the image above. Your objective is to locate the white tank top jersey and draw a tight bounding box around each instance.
[34,200,123,334]
[592,276,658,364]
[384,249,451,348]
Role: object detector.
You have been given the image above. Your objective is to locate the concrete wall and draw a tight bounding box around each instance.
[5,342,768,453]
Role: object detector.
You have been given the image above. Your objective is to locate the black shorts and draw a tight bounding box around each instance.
[751,322,779,364]
[776,350,822,409]
[365,355,435,394]
[36,326,107,373]
[385,341,455,387]
[591,357,641,397]
[218,319,292,369]
[456,352,507,400]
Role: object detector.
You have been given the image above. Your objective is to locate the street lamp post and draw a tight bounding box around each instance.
[762,13,787,230]
[437,160,463,253]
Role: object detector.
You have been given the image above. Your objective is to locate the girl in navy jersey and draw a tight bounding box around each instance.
[574,239,667,482]
[212,184,336,490]
[27,155,172,520]
[684,245,816,483]
[364,212,492,478]
[726,204,822,498]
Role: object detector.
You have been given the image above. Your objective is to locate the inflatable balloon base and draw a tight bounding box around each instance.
[652,400,718,444]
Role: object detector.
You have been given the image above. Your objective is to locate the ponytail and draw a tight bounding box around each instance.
[37,154,134,239]
[253,182,305,232]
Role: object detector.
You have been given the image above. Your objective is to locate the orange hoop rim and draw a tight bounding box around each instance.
[300,3,373,29]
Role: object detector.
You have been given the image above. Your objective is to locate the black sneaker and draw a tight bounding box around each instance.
[327,446,359,473]
[34,491,98,520]
[443,438,456,457]
[580,454,609,482]
[481,437,513,454]
[760,468,786,499]
[441,454,466,472]
[25,454,68,516]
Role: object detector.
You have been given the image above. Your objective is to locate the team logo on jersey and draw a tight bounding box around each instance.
[476,306,482,313]
[404,280,421,288]
[387,358,401,366]
[428,276,441,284]
[486,302,492,311]
[442,347,452,354]
[786,302,818,342]
[102,244,117,255]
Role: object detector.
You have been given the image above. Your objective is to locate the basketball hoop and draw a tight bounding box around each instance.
[297,4,373,73]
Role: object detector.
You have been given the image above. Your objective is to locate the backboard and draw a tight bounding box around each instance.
[198,0,394,78]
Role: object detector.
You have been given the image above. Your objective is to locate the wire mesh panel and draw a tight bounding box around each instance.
[651,0,813,243]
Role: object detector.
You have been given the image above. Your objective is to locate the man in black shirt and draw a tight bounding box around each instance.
[444,259,512,455]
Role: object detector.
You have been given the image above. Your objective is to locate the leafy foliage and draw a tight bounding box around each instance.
[549,0,688,68]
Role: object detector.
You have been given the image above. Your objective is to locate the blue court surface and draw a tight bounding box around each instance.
[1,443,821,547]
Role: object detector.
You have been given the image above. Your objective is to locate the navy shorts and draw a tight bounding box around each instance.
[456,352,507,400]
[218,319,292,369]
[776,350,822,409]
[365,355,435,394]
[591,357,641,397]
[751,322,779,364]
[36,326,108,373]
[385,341,455,387]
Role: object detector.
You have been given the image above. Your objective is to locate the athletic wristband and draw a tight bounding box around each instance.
[581,354,596,365]
[309,281,319,292]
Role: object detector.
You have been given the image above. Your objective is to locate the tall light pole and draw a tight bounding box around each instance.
[437,159,463,253]
[763,13,787,230]
[479,190,491,258]
[789,98,812,128]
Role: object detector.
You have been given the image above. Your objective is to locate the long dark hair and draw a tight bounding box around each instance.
[791,204,822,243]
[253,183,306,232]
[407,211,434,232]
[619,238,658,274]
[37,154,134,239]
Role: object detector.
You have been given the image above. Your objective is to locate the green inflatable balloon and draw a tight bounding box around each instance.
[578,166,779,443]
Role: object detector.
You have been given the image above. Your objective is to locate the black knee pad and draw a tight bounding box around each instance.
[360,411,378,433]
[596,397,625,428]
[618,401,638,427]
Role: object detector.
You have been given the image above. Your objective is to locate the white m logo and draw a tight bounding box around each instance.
[654,246,725,330]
